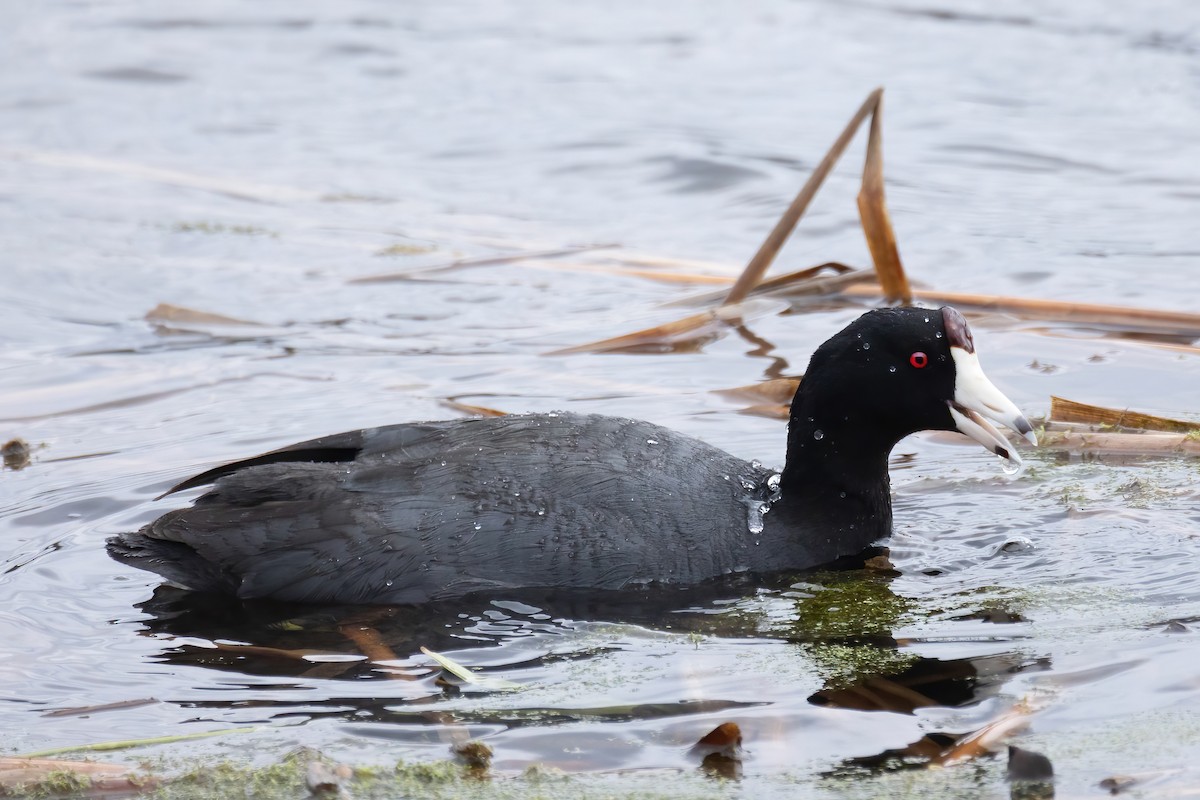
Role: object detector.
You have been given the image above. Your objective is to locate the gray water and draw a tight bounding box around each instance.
[3,0,1200,797]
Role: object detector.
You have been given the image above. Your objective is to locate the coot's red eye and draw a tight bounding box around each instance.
[909,352,928,369]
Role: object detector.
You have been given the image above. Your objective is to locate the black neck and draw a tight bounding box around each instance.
[761,386,896,566]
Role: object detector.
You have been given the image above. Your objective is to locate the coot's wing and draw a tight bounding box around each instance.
[159,421,457,497]
[160,430,367,497]
[137,459,658,604]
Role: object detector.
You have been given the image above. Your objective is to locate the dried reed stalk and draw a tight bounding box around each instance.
[724,88,911,306]
[1051,396,1200,433]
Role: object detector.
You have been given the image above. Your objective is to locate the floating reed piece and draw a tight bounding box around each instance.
[1030,397,1200,456]
[1037,428,1200,456]
[1050,396,1200,433]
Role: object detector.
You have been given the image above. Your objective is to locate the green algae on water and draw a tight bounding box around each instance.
[789,571,912,640]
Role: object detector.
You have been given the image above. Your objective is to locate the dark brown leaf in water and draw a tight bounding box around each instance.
[692,723,743,778]
[2,439,32,470]
[863,554,899,575]
[1007,745,1054,782]
[694,721,742,751]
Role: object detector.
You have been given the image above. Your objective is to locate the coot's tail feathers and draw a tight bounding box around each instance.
[106,531,238,595]
[157,430,367,499]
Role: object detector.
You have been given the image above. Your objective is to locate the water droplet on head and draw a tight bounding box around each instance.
[646,438,658,445]
[862,342,870,350]
[473,522,482,531]
[935,332,943,339]
[839,491,846,499]
[813,429,824,441]
[924,316,929,323]
[888,365,897,373]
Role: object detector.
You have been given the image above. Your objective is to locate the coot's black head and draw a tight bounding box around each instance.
[789,306,1034,467]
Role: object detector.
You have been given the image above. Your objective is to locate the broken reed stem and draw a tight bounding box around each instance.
[856,93,911,302]
[723,89,885,307]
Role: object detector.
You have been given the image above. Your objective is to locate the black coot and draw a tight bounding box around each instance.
[108,306,1034,604]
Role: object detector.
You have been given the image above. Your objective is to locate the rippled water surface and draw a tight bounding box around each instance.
[3,0,1200,797]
